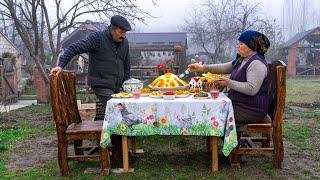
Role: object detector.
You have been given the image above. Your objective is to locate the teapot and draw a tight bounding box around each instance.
[189,77,203,92]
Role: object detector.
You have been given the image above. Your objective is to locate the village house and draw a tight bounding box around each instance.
[283,26,320,76]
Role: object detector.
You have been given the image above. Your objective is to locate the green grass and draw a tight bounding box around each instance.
[286,78,320,104]
[19,95,37,100]
[0,129,30,152]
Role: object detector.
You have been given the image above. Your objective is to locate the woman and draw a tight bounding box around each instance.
[188,30,271,128]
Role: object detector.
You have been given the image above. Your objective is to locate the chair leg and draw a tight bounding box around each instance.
[74,140,84,156]
[58,139,70,176]
[273,133,284,169]
[261,133,270,148]
[100,146,110,175]
[230,132,241,168]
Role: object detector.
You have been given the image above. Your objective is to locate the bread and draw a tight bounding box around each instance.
[149,73,188,88]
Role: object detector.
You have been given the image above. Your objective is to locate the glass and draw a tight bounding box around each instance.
[132,92,141,99]
[210,89,219,99]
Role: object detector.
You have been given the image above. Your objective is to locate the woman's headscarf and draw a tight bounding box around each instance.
[232,30,270,67]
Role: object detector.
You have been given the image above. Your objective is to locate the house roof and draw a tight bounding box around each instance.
[61,20,107,48]
[61,20,188,49]
[127,32,187,47]
[283,26,320,48]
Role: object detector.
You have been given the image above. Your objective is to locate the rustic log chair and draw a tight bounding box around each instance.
[230,60,286,169]
[50,71,109,176]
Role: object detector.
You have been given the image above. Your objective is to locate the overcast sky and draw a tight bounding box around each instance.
[133,0,320,40]
[134,0,283,32]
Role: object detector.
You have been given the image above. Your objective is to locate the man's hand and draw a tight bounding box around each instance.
[50,66,63,76]
[187,63,204,72]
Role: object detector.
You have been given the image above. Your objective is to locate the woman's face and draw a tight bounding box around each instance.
[237,42,255,57]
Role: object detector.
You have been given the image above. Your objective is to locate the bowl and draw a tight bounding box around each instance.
[163,94,175,100]
[122,78,143,92]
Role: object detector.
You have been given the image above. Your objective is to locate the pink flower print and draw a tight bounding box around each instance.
[153,121,158,126]
[211,117,216,122]
[213,121,219,128]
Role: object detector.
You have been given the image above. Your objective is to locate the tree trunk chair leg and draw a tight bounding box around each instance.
[100,146,110,175]
[273,133,284,169]
[58,139,70,176]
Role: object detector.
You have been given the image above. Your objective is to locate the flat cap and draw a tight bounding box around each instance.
[111,15,131,31]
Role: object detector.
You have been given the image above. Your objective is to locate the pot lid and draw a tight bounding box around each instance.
[123,78,142,84]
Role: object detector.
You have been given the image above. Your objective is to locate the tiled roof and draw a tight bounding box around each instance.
[283,27,320,48]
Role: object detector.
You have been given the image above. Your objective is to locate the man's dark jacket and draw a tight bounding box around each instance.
[58,29,130,91]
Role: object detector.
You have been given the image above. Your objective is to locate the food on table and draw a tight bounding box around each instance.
[111,92,133,98]
[189,87,200,93]
[201,72,226,92]
[150,91,163,96]
[202,72,225,81]
[140,88,151,94]
[149,73,188,88]
[175,90,190,95]
[163,91,175,95]
[194,92,209,98]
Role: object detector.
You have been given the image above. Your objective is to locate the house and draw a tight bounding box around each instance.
[60,20,188,83]
[283,26,320,76]
[0,31,22,103]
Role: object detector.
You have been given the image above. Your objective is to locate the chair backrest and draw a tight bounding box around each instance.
[50,72,81,131]
[267,60,286,124]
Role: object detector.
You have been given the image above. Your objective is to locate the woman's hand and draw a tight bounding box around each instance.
[188,63,204,72]
[214,79,229,87]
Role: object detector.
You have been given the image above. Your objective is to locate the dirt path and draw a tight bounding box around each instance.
[6,135,57,171]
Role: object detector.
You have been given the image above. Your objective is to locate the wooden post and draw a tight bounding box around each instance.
[211,137,218,172]
[122,136,129,172]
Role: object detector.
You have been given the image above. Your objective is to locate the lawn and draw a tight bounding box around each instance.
[0,78,319,179]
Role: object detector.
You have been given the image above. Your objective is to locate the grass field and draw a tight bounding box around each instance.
[0,78,319,179]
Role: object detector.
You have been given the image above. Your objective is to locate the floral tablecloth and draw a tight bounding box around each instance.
[100,93,238,156]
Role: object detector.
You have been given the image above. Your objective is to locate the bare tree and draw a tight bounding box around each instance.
[0,0,154,85]
[183,0,266,63]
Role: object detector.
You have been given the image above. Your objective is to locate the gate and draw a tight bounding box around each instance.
[0,57,18,105]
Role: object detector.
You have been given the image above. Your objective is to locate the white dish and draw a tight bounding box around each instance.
[111,93,133,98]
[140,93,149,97]
[175,94,191,98]
[149,95,163,98]
[163,95,175,100]
[193,96,209,99]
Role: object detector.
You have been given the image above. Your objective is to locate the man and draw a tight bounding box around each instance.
[51,15,131,112]
[50,15,131,159]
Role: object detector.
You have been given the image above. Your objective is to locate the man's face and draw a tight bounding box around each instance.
[111,28,127,42]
